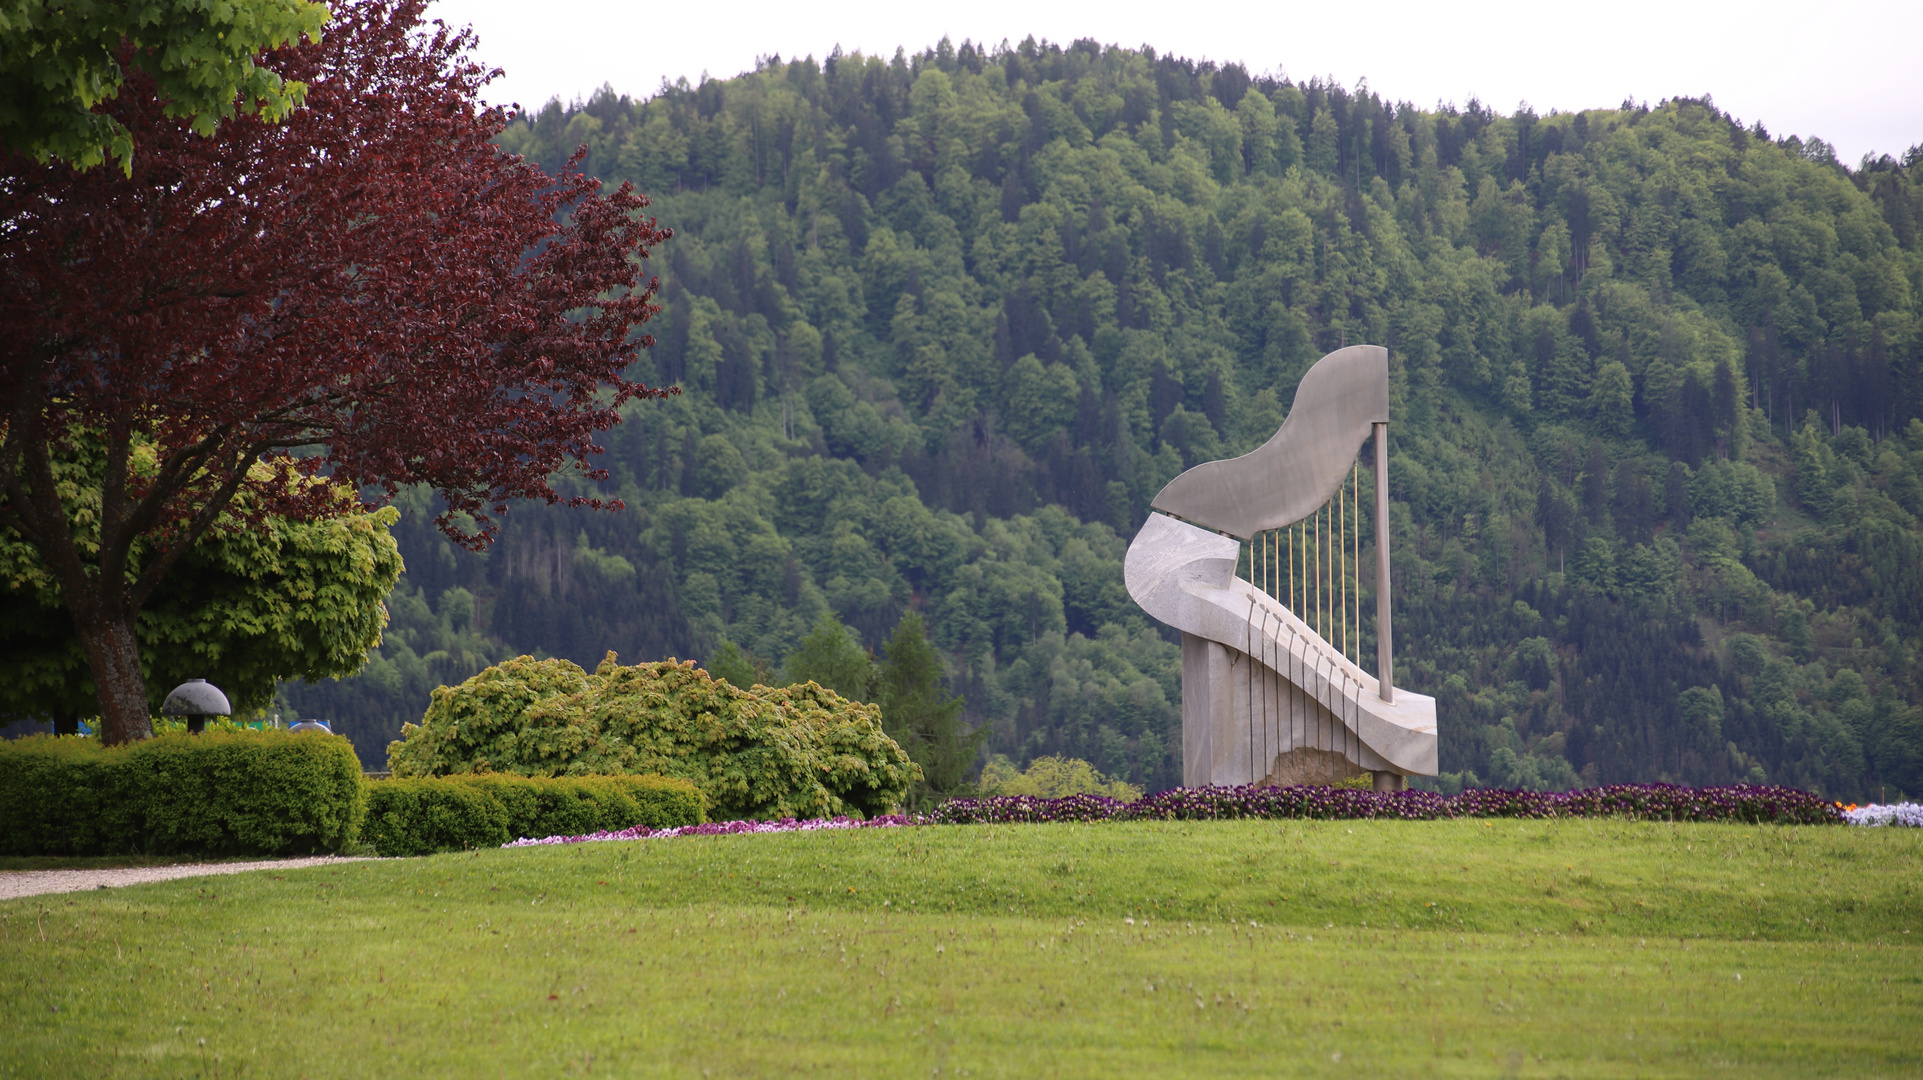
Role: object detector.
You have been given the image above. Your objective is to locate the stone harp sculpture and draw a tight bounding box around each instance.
[1124,345,1437,791]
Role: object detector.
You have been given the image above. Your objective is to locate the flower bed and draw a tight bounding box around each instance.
[505,814,920,846]
[925,792,1131,824]
[937,782,1842,826]
[507,782,1850,846]
[1842,803,1923,827]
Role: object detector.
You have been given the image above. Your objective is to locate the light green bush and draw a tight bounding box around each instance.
[978,754,1143,801]
[389,654,917,820]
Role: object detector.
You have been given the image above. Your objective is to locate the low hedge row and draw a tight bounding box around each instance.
[0,731,366,857]
[362,774,705,855]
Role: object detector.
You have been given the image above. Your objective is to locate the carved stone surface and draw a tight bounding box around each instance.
[1125,512,1437,783]
[1264,746,1370,787]
[1149,345,1388,541]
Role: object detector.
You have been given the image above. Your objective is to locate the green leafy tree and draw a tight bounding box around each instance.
[1791,419,1836,519]
[1591,361,1635,437]
[0,471,401,727]
[704,639,762,690]
[977,753,1142,800]
[276,579,512,766]
[877,611,978,798]
[0,0,329,171]
[782,614,875,701]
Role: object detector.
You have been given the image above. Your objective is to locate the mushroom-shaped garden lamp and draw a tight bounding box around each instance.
[161,678,231,735]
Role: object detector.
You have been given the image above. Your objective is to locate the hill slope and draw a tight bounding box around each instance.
[290,39,1923,800]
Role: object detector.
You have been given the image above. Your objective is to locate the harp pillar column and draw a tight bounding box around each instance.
[1181,633,1235,789]
[1371,421,1405,792]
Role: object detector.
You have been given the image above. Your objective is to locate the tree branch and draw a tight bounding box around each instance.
[17,437,99,619]
[129,443,261,610]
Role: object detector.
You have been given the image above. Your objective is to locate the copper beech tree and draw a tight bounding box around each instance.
[0,0,673,744]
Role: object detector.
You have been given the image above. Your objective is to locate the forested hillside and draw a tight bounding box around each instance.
[288,38,1923,800]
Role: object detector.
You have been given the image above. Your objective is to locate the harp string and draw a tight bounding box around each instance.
[1339,468,1347,664]
[1231,466,1386,779]
[1239,485,1373,667]
[1352,463,1361,664]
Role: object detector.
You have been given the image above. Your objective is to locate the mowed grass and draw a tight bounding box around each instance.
[3,819,1920,1078]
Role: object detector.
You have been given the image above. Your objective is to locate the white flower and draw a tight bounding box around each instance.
[1844,803,1923,828]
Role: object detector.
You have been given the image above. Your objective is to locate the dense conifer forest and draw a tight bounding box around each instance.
[287,37,1923,800]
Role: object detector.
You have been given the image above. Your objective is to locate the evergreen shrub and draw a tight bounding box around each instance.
[363,773,704,855]
[0,729,366,856]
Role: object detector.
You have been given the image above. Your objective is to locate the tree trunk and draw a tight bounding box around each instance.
[74,610,153,746]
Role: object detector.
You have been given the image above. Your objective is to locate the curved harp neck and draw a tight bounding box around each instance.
[1148,345,1387,540]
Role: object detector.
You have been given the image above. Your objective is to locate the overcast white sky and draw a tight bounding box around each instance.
[428,0,1922,166]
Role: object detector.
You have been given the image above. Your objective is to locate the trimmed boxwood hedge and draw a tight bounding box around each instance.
[359,779,507,855]
[0,730,366,857]
[361,774,704,855]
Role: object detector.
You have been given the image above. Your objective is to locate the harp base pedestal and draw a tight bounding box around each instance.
[1133,515,1438,786]
[1181,632,1396,788]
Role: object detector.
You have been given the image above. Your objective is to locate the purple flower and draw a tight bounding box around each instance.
[925,782,1842,827]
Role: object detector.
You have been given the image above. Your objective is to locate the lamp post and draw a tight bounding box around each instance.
[161,678,231,734]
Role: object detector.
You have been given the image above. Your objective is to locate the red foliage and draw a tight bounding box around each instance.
[0,0,674,741]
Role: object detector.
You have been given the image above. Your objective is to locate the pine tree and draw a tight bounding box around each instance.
[1538,477,1574,570]
[1582,440,1612,525]
[1612,461,1656,546]
[1665,462,1693,530]
[1713,360,1740,457]
[877,611,978,798]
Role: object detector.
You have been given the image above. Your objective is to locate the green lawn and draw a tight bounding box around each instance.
[4,819,1920,1077]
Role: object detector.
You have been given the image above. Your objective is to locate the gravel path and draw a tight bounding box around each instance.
[0,856,376,900]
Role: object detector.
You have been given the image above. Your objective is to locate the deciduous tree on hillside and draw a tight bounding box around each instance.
[783,614,875,701]
[0,0,672,744]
